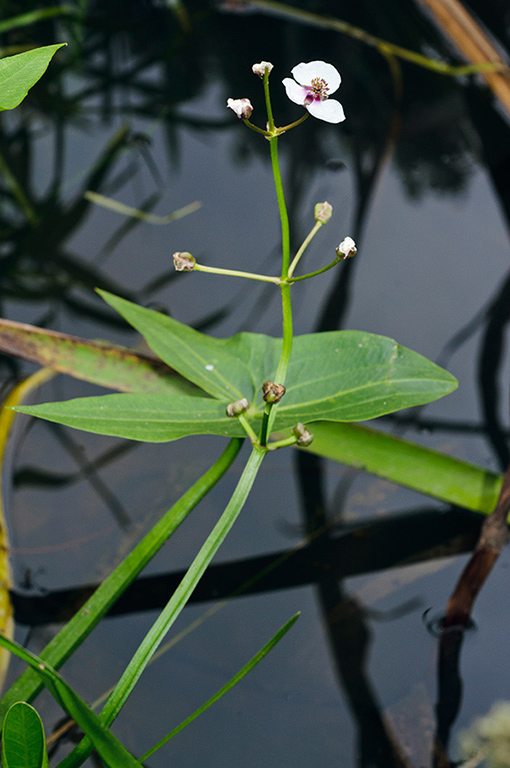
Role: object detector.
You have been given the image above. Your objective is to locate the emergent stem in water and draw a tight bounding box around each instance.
[58,444,267,768]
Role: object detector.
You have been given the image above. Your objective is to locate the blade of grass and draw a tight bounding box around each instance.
[84,191,201,224]
[141,612,300,759]
[0,635,141,768]
[58,445,266,768]
[0,438,243,722]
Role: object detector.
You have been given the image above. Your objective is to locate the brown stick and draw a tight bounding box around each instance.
[419,0,510,119]
[442,460,510,627]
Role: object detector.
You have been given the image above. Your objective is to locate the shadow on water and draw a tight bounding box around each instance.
[1,0,510,764]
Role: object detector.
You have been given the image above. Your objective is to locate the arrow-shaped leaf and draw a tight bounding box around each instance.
[0,44,66,111]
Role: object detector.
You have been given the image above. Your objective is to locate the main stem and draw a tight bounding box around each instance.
[259,134,293,446]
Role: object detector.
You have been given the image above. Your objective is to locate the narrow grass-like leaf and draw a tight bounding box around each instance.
[0,635,141,768]
[98,290,276,402]
[300,421,502,515]
[141,612,300,759]
[2,702,48,768]
[0,44,66,111]
[0,318,198,396]
[15,393,246,441]
[84,191,202,224]
[60,446,266,768]
[0,439,242,723]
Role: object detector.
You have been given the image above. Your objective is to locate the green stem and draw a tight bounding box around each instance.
[288,220,322,277]
[269,136,290,279]
[260,283,293,446]
[243,119,269,136]
[267,434,297,451]
[288,254,342,283]
[194,263,280,284]
[238,414,260,445]
[274,282,293,384]
[57,445,267,768]
[276,112,309,133]
[0,439,243,723]
[263,68,275,132]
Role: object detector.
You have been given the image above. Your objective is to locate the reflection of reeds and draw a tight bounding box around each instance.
[420,0,510,117]
[228,0,504,77]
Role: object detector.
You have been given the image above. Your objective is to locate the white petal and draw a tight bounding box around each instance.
[282,78,309,106]
[306,98,345,124]
[291,61,341,93]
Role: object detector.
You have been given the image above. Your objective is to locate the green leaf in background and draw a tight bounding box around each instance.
[0,317,199,397]
[15,393,245,441]
[1,702,48,768]
[0,44,66,111]
[98,290,281,402]
[300,421,502,515]
[273,331,458,428]
[0,634,141,768]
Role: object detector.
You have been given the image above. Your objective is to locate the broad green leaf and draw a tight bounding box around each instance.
[299,421,502,515]
[0,44,66,111]
[0,317,199,396]
[15,393,245,441]
[0,635,141,768]
[98,292,456,425]
[13,331,457,442]
[98,290,280,402]
[273,331,458,428]
[2,702,48,768]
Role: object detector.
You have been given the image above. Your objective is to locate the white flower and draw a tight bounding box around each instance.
[252,61,273,78]
[282,61,345,124]
[227,97,253,119]
[336,237,357,259]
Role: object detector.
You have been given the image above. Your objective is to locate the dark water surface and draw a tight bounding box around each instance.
[1,1,510,765]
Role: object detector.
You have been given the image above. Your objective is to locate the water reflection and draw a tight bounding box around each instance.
[1,0,510,765]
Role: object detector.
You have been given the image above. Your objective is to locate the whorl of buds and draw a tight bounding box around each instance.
[252,61,274,78]
[173,252,196,271]
[226,398,250,417]
[292,423,313,447]
[262,381,286,404]
[336,237,357,260]
[314,201,333,224]
[227,98,253,119]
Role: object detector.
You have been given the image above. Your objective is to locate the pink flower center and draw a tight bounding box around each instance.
[310,77,329,101]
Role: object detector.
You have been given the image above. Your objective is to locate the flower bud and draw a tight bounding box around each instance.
[226,398,249,417]
[227,98,253,119]
[262,381,286,404]
[173,252,196,271]
[336,237,357,260]
[292,423,313,446]
[314,201,333,224]
[252,61,274,78]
